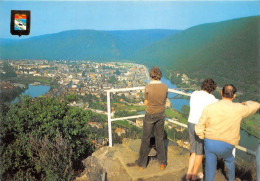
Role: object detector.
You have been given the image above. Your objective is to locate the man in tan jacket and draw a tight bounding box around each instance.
[195,84,260,181]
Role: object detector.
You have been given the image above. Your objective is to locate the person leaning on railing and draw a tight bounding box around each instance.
[195,84,260,181]
[135,66,168,170]
[186,79,218,181]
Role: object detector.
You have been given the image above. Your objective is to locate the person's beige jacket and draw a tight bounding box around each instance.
[195,100,260,146]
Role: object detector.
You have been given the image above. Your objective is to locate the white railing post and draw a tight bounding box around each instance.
[107,90,112,147]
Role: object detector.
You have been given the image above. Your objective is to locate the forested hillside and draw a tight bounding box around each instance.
[134,16,260,101]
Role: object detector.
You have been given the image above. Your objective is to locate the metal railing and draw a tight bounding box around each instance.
[105,86,259,180]
[105,87,256,157]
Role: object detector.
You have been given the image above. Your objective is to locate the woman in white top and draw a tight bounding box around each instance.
[186,79,218,181]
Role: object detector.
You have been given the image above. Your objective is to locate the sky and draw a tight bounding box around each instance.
[0,1,259,39]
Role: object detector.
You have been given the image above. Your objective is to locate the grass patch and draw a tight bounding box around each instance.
[241,114,260,138]
[114,120,132,127]
[112,103,145,112]
[165,108,188,124]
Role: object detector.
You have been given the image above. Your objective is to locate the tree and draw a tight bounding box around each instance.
[182,129,189,141]
[108,75,117,84]
[0,62,17,79]
[181,105,190,119]
[100,94,107,102]
[90,68,95,72]
[114,70,121,75]
[82,71,86,77]
[0,86,25,103]
[65,93,79,102]
[0,96,94,180]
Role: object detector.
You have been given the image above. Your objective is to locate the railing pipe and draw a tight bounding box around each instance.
[106,87,191,96]
[106,91,113,147]
[167,118,188,128]
[236,145,256,157]
[111,115,145,122]
[106,87,145,93]
[168,89,191,97]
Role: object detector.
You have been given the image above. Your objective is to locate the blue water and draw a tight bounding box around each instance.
[12,85,50,103]
[160,77,190,112]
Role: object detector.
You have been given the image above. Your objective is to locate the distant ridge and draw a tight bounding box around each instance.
[0,29,179,61]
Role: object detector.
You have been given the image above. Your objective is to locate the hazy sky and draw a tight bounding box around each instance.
[0,1,259,39]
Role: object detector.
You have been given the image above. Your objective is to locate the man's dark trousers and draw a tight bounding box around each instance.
[136,112,167,168]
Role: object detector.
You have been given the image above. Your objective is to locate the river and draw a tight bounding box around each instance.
[11,84,50,103]
[160,76,258,162]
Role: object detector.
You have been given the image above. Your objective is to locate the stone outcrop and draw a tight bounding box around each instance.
[75,138,226,181]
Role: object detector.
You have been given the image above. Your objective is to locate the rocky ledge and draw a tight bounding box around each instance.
[75,138,226,181]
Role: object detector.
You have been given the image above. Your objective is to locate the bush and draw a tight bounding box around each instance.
[29,132,73,181]
[0,96,94,180]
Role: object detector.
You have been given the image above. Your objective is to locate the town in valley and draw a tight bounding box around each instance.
[0,59,189,148]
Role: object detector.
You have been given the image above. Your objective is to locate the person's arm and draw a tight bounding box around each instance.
[144,99,148,106]
[241,101,260,118]
[144,86,148,106]
[195,108,208,139]
[166,86,168,99]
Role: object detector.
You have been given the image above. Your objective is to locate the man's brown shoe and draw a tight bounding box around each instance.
[137,165,144,170]
[160,164,166,171]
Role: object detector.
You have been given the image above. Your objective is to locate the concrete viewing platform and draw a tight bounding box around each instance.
[75,139,226,181]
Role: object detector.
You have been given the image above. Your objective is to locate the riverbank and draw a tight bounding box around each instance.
[2,74,58,104]
[0,81,27,103]
[5,75,59,90]
[4,75,50,85]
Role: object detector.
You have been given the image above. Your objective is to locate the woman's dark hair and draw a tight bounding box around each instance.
[150,66,162,80]
[201,79,217,93]
[222,84,237,98]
